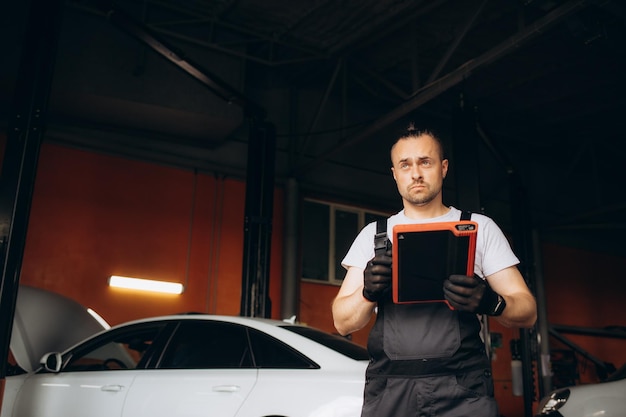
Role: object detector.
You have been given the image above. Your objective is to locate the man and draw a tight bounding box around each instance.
[332,128,537,417]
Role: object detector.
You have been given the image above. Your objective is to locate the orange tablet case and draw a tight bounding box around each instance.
[392,221,478,307]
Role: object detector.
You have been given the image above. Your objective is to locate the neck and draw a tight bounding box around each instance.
[402,201,449,220]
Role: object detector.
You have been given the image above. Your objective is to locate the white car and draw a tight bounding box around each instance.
[2,289,368,417]
[535,365,626,417]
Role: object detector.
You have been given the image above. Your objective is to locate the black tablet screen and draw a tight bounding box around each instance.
[395,229,471,303]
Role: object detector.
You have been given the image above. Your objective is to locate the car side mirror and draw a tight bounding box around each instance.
[40,352,63,373]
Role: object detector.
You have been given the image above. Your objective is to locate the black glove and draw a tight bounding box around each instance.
[362,247,392,302]
[443,274,504,315]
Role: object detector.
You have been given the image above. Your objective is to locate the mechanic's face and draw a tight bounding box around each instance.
[391,134,448,207]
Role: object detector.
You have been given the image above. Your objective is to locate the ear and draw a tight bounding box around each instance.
[441,159,449,179]
[391,167,397,181]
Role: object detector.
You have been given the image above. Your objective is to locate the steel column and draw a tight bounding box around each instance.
[0,0,64,401]
[240,120,276,317]
[509,172,538,417]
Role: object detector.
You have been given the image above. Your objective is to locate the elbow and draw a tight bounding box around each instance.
[500,293,537,328]
[516,317,537,329]
[334,322,350,337]
[523,311,538,328]
[522,299,539,328]
[332,312,352,336]
[331,298,352,336]
[332,311,358,337]
[500,310,537,329]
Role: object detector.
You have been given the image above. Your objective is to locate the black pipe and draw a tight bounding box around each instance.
[240,120,276,317]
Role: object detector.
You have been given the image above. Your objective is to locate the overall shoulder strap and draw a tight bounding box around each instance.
[374,219,388,255]
[460,210,472,221]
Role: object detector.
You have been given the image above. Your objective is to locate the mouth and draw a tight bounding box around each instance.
[409,183,426,191]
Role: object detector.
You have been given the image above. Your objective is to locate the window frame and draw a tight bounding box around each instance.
[155,319,319,370]
[54,321,170,373]
[301,198,389,285]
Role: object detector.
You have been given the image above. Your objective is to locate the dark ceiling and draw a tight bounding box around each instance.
[2,0,626,257]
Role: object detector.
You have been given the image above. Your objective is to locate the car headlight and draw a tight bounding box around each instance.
[537,389,570,415]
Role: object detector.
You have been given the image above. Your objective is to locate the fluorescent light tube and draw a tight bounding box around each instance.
[109,275,184,295]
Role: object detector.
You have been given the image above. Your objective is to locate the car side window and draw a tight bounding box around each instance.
[62,323,165,372]
[159,321,253,369]
[158,320,318,370]
[247,328,318,369]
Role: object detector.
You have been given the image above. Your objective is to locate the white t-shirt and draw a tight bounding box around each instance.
[341,206,519,278]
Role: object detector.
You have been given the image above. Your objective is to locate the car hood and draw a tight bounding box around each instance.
[10,285,108,372]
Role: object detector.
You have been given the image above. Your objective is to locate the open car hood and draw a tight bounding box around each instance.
[10,285,108,372]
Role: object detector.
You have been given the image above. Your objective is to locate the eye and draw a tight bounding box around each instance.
[399,162,409,169]
[420,159,432,167]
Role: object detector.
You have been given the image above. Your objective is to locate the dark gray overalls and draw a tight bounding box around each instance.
[361,214,498,417]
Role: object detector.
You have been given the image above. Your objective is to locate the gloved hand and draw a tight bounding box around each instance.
[443,274,502,315]
[362,247,392,302]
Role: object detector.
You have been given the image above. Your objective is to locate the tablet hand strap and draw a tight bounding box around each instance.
[363,247,392,302]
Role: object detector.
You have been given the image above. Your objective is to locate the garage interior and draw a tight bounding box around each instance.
[1,0,626,416]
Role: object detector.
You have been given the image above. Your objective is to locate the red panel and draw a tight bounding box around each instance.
[19,143,284,325]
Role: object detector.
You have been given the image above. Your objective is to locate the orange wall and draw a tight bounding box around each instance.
[299,281,374,346]
[541,243,626,383]
[18,142,283,325]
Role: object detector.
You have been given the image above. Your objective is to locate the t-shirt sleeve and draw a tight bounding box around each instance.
[341,222,377,270]
[475,216,520,277]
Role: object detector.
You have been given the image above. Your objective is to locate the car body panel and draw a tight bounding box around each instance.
[536,374,626,417]
[122,369,258,417]
[3,314,368,417]
[10,370,136,417]
[0,373,28,417]
[237,368,365,417]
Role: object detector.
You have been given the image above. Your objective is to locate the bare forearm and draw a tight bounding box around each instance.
[494,292,537,328]
[332,291,376,336]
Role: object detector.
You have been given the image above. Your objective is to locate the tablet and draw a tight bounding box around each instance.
[392,221,478,307]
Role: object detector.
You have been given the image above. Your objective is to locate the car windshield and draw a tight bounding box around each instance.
[281,325,369,361]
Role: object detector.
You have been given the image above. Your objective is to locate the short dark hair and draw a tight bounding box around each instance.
[390,124,446,162]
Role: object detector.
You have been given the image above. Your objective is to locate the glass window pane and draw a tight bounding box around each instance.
[282,325,369,361]
[302,201,329,281]
[334,209,358,281]
[63,323,165,372]
[248,328,317,369]
[160,321,252,369]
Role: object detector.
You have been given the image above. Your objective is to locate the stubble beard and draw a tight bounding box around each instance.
[403,182,441,206]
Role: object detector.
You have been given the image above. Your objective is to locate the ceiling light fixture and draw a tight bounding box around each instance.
[108,275,184,295]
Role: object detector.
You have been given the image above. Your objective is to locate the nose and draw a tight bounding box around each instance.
[411,164,423,180]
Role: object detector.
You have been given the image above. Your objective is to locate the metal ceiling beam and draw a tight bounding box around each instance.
[102,4,266,119]
[275,0,335,41]
[328,0,426,54]
[330,0,444,55]
[360,66,410,100]
[426,0,488,84]
[72,3,329,66]
[297,0,595,176]
[300,59,344,157]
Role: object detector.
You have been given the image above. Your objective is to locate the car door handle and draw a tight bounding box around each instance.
[101,384,125,392]
[212,385,240,393]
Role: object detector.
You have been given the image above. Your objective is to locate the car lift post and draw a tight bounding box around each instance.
[0,0,64,407]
